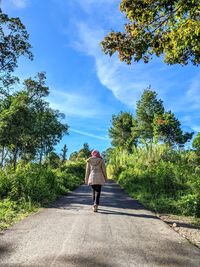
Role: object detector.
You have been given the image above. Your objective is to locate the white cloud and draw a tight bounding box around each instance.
[182,114,200,133]
[74,22,167,108]
[70,128,109,141]
[192,126,200,133]
[75,0,119,12]
[186,75,200,110]
[10,0,28,8]
[54,0,173,109]
[48,89,105,119]
[167,74,200,113]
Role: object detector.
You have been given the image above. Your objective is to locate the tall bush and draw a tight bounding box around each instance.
[108,144,200,217]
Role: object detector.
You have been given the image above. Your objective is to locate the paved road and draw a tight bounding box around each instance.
[0,180,200,267]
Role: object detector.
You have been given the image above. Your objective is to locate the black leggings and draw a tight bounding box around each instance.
[91,185,102,205]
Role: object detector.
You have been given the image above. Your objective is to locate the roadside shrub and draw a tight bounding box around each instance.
[109,145,200,217]
[0,160,85,229]
[0,170,12,198]
[176,194,197,216]
[9,163,58,205]
[0,160,85,206]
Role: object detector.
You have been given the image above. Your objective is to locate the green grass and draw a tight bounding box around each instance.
[0,198,38,230]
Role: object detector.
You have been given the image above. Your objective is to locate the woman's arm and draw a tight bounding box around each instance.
[101,160,108,181]
[85,162,90,184]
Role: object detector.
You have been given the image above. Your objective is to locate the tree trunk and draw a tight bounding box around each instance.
[0,146,5,168]
[39,149,43,165]
[13,147,18,170]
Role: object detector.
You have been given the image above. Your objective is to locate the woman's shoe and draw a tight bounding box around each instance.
[93,205,98,212]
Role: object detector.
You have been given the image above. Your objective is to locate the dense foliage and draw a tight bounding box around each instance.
[109,89,193,151]
[109,112,137,153]
[101,0,200,65]
[192,133,200,154]
[0,160,85,229]
[0,72,69,168]
[69,143,92,161]
[107,145,200,217]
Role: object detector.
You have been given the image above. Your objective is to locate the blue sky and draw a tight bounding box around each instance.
[2,0,200,156]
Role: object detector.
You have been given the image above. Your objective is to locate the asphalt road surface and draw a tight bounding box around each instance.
[0,180,200,267]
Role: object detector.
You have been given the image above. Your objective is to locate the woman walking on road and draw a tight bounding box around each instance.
[85,150,107,212]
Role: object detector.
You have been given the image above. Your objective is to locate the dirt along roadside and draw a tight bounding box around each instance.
[159,214,200,249]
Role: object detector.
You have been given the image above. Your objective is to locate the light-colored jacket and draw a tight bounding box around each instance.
[85,157,107,185]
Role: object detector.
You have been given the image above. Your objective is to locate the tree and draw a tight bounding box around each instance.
[136,89,164,141]
[44,151,60,169]
[0,91,35,169]
[0,73,69,168]
[35,108,68,164]
[109,111,138,152]
[0,10,69,168]
[24,72,49,100]
[0,9,33,96]
[69,143,91,161]
[101,0,200,65]
[101,148,114,163]
[176,132,194,148]
[153,111,193,147]
[69,151,78,161]
[61,144,68,163]
[23,73,69,164]
[77,143,91,159]
[109,88,193,149]
[192,133,200,154]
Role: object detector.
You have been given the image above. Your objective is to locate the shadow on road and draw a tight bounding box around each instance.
[49,180,159,220]
[164,220,200,230]
[124,238,200,267]
[40,238,200,267]
[97,208,159,219]
[0,243,13,256]
[50,255,114,267]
